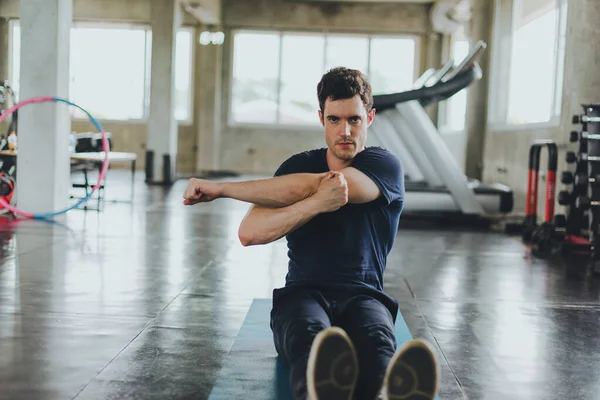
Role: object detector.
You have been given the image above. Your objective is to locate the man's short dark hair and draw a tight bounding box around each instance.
[317,67,374,113]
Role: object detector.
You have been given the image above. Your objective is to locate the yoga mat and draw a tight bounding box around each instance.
[209,298,439,399]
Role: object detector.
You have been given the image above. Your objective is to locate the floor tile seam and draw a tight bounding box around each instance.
[410,298,600,308]
[13,236,70,257]
[70,258,216,400]
[140,257,216,324]
[0,309,152,321]
[70,315,156,400]
[414,300,470,400]
[402,276,416,299]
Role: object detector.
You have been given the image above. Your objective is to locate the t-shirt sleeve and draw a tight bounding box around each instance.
[350,147,404,205]
[274,153,306,177]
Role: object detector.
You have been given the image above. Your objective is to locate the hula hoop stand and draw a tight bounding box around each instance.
[0,96,109,219]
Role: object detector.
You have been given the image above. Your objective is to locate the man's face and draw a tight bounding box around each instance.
[319,95,375,162]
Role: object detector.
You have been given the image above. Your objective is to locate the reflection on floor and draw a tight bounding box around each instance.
[1,172,599,400]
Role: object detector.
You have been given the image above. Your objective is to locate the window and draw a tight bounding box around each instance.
[8,21,194,122]
[444,38,470,132]
[489,0,568,126]
[279,33,325,125]
[369,37,417,96]
[174,29,194,122]
[230,30,419,126]
[230,32,280,124]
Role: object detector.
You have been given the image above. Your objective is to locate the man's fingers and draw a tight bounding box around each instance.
[184,197,202,206]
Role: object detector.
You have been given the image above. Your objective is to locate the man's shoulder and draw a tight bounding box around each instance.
[361,146,399,159]
[275,148,327,176]
[354,146,402,167]
[288,148,327,161]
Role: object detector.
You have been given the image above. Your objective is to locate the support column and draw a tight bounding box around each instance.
[146,0,181,185]
[463,0,494,180]
[196,28,223,174]
[17,0,71,213]
[0,19,9,80]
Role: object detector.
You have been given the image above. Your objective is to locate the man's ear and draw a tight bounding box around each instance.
[318,110,325,126]
[367,108,376,126]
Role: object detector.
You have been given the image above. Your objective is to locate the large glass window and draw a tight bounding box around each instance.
[279,33,325,125]
[445,39,470,131]
[9,21,194,122]
[230,30,419,126]
[230,32,280,124]
[368,37,417,96]
[490,0,568,126]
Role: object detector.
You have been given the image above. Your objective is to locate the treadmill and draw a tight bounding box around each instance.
[368,41,513,216]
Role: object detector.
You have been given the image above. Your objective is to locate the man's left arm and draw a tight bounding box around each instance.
[183,172,327,208]
[339,148,404,205]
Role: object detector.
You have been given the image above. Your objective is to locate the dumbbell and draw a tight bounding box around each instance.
[558,190,572,205]
[554,214,567,228]
[555,213,589,231]
[570,130,600,142]
[561,171,600,187]
[576,197,600,210]
[566,152,600,163]
[573,115,600,124]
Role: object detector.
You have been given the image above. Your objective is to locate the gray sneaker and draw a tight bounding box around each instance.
[380,338,439,400]
[306,327,359,400]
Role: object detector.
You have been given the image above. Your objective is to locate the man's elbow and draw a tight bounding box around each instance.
[238,225,257,247]
[238,224,269,247]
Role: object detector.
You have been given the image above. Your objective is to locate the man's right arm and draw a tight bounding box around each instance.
[238,171,348,246]
[237,199,322,247]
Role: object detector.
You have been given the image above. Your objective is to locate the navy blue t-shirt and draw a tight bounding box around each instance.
[274,146,404,292]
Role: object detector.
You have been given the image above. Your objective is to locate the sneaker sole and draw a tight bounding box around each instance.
[383,338,439,400]
[306,327,359,400]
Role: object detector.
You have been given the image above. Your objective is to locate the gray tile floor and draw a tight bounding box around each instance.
[1,171,599,399]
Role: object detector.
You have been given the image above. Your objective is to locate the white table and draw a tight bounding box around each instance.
[70,151,137,204]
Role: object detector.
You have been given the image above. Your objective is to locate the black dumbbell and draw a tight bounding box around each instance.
[573,115,600,124]
[563,171,600,187]
[566,152,577,163]
[554,214,567,227]
[558,190,572,205]
[576,197,600,210]
[570,131,580,142]
[577,173,600,187]
[561,171,574,184]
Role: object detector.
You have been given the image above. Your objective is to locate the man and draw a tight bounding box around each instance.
[184,67,439,400]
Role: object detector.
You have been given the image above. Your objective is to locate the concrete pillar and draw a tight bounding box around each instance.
[146,0,181,185]
[17,0,71,214]
[196,28,222,174]
[0,19,9,80]
[463,0,494,180]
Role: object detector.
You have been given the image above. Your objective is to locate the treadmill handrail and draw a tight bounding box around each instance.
[373,64,482,111]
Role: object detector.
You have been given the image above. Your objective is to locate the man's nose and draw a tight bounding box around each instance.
[339,121,351,136]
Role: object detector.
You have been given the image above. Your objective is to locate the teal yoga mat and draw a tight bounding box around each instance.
[209,298,439,399]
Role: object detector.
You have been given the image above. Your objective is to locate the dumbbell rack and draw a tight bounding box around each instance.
[559,104,600,269]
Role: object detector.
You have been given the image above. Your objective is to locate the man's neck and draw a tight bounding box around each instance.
[326,148,359,171]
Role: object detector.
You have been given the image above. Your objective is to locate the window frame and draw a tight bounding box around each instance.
[7,19,195,125]
[487,0,568,131]
[226,28,421,130]
[437,29,470,134]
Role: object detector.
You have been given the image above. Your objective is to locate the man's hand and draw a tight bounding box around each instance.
[311,171,348,213]
[183,178,223,205]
